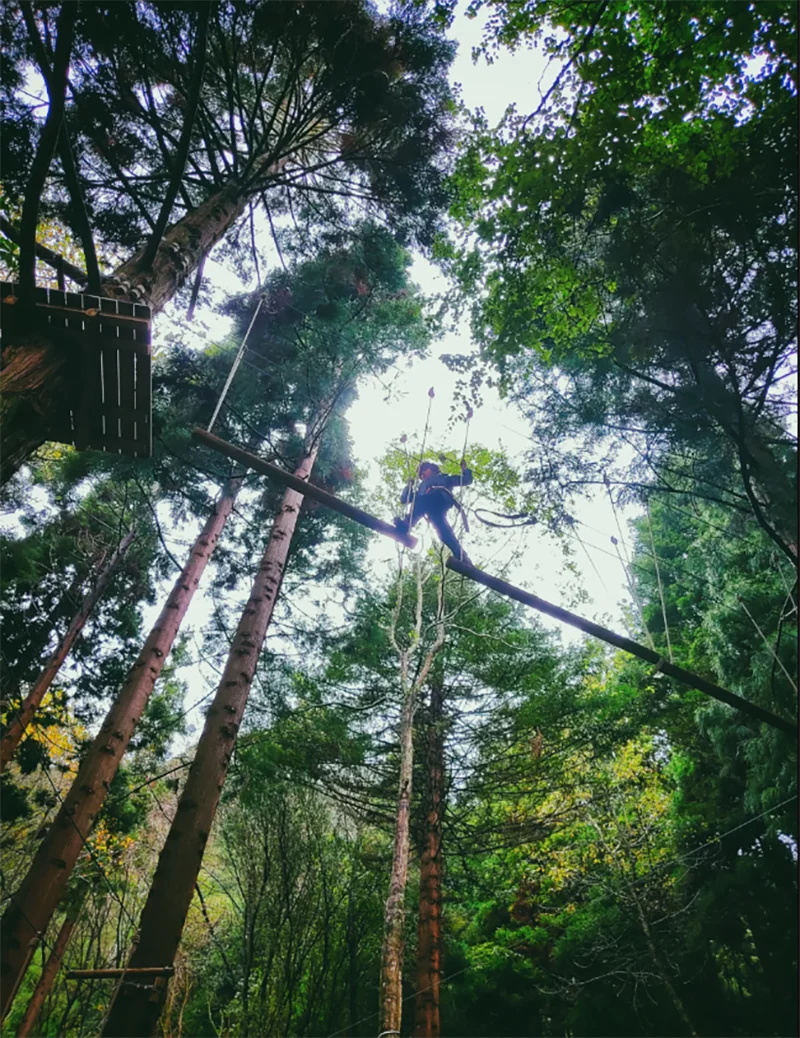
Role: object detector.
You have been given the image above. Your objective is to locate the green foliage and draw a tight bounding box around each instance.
[445,0,797,551]
[1,0,457,253]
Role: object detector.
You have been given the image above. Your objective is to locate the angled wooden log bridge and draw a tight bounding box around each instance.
[194,428,797,736]
[193,428,418,547]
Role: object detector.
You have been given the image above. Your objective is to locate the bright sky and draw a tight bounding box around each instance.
[4,8,643,747]
[140,5,640,749]
[347,6,634,629]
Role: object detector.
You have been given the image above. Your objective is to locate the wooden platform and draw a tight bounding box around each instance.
[1,281,152,458]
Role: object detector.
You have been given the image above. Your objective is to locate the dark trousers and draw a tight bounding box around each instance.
[404,498,466,559]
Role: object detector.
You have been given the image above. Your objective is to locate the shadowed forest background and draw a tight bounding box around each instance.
[0,2,796,1037]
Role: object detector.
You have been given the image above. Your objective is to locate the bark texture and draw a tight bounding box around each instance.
[0,481,241,1020]
[414,680,444,1038]
[1,528,136,772]
[1,570,85,705]
[0,339,61,486]
[379,688,416,1038]
[15,887,87,1038]
[103,178,249,314]
[100,446,319,1038]
[379,567,447,1037]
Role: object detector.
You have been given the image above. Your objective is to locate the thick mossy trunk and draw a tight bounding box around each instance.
[0,339,63,484]
[100,445,319,1038]
[0,480,242,1021]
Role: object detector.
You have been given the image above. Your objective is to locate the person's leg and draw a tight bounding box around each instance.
[428,512,471,564]
[394,498,425,534]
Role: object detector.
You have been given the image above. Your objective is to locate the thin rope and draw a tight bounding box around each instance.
[459,404,472,491]
[471,508,537,529]
[775,565,797,612]
[207,295,265,433]
[404,389,435,537]
[609,535,656,651]
[737,595,798,692]
[646,499,673,663]
[568,521,613,602]
[603,477,656,650]
[604,475,637,573]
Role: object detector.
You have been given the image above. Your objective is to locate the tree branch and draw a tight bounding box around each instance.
[20,3,102,294]
[17,1,77,300]
[0,216,88,285]
[142,4,211,268]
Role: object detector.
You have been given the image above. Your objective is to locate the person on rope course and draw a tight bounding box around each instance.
[393,459,473,564]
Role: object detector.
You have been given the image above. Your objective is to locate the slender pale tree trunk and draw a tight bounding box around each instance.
[380,686,416,1037]
[380,565,447,1037]
[629,884,698,1038]
[347,882,359,1036]
[0,478,243,1020]
[100,441,320,1038]
[1,528,136,772]
[15,886,88,1038]
[414,679,444,1038]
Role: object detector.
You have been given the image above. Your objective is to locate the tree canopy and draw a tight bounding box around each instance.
[0,3,796,1037]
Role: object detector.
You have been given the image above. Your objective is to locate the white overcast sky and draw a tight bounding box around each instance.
[143,3,640,747]
[5,7,642,745]
[346,6,634,628]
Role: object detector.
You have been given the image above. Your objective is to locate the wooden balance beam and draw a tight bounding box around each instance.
[191,428,795,735]
[192,428,417,548]
[446,557,797,736]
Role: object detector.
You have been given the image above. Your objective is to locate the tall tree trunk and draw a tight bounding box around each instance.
[0,479,242,1021]
[15,887,88,1038]
[379,687,416,1038]
[380,568,447,1038]
[1,569,86,705]
[692,361,797,560]
[103,175,253,314]
[414,679,444,1038]
[100,443,320,1038]
[1,528,136,772]
[347,882,358,1037]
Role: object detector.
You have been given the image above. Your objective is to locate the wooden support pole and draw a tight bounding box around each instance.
[192,428,418,548]
[446,558,797,736]
[67,968,174,980]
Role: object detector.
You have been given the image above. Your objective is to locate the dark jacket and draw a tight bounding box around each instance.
[401,468,473,507]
